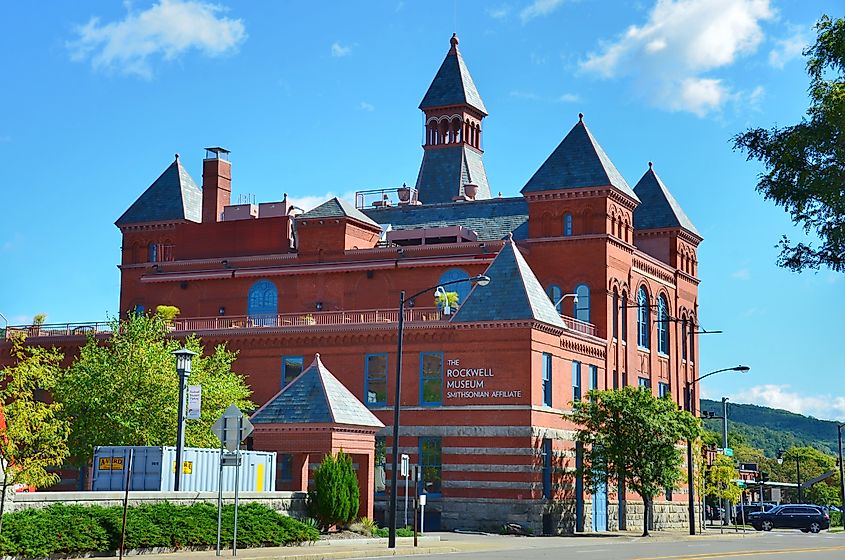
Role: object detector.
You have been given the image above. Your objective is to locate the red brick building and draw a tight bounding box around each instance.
[2,34,703,533]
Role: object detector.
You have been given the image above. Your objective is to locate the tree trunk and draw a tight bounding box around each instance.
[641,495,650,537]
[0,476,10,535]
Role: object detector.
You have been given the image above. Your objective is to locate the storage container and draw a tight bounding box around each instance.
[92,446,276,492]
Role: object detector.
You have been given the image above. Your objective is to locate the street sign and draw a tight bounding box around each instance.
[187,385,202,420]
[722,447,734,457]
[400,454,410,477]
[221,453,242,467]
[211,405,253,452]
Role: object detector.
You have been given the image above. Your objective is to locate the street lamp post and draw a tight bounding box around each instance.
[837,424,844,530]
[387,274,490,549]
[777,450,803,503]
[172,348,197,492]
[684,365,749,534]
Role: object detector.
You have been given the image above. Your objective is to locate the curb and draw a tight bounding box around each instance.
[221,547,459,560]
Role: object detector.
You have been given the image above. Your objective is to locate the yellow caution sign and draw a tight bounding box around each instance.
[172,461,193,474]
[99,457,124,471]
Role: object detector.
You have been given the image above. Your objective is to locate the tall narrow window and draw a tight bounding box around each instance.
[681,317,688,360]
[375,437,386,494]
[438,268,471,306]
[365,353,388,406]
[688,318,695,362]
[612,289,619,339]
[621,292,628,342]
[637,287,650,349]
[542,353,553,407]
[281,355,304,387]
[572,361,582,402]
[658,382,670,398]
[148,242,158,263]
[589,365,598,391]
[420,437,442,494]
[248,279,279,324]
[563,213,573,236]
[613,369,619,390]
[575,284,590,322]
[657,295,669,355]
[546,285,563,314]
[420,352,443,406]
[542,438,552,499]
[277,454,293,485]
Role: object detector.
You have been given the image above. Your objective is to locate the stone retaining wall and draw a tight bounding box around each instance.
[9,491,307,517]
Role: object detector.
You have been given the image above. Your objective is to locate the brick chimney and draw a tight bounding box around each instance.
[202,147,232,223]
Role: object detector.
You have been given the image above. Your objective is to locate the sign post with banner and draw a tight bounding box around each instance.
[211,405,253,557]
[187,386,202,420]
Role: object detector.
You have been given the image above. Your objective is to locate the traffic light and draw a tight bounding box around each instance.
[761,471,769,483]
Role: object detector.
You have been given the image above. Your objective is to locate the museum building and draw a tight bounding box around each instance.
[3,35,704,533]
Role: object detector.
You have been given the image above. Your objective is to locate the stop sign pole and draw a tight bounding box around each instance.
[212,406,253,557]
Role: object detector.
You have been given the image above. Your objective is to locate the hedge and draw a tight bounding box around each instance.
[0,502,319,558]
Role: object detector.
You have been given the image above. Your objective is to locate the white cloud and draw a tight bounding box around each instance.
[510,90,541,100]
[331,42,351,57]
[731,267,751,280]
[769,26,808,69]
[67,0,246,78]
[287,191,359,213]
[359,101,375,112]
[487,5,511,19]
[580,0,775,116]
[521,0,568,23]
[558,93,580,103]
[732,384,845,422]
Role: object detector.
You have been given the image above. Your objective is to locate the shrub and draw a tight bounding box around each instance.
[308,451,360,530]
[372,527,414,538]
[0,502,318,557]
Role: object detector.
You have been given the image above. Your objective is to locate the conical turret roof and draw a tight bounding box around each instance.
[116,156,202,226]
[419,34,487,115]
[633,164,700,237]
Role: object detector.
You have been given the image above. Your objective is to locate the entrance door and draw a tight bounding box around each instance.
[592,478,608,532]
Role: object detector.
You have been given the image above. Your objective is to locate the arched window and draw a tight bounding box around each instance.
[612,288,619,339]
[575,284,590,322]
[438,268,471,306]
[688,316,695,362]
[681,316,688,360]
[657,295,669,355]
[637,286,650,349]
[248,279,278,322]
[563,213,573,236]
[621,291,628,342]
[546,284,563,314]
[148,242,158,263]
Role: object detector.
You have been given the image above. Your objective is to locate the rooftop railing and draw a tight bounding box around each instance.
[562,315,597,337]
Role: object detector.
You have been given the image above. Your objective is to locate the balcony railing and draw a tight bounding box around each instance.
[4,308,444,339]
[562,316,597,337]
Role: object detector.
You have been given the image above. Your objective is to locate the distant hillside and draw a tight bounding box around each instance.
[700,398,842,457]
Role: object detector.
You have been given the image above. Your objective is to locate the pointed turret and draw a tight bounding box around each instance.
[633,163,699,237]
[116,155,202,226]
[451,237,566,329]
[521,115,638,202]
[415,34,491,204]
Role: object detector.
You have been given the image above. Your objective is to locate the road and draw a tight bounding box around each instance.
[400,530,845,559]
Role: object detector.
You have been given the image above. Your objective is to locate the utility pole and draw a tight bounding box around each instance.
[721,397,731,525]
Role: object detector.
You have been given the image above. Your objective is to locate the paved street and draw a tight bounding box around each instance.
[400,531,845,560]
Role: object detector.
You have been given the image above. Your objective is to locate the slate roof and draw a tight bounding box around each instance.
[521,118,639,202]
[116,157,202,226]
[298,197,381,228]
[419,35,487,115]
[363,197,528,241]
[251,354,384,427]
[632,165,700,237]
[451,240,566,328]
[415,145,491,204]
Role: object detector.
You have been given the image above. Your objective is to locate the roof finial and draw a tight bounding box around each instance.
[174,153,180,162]
[506,232,513,242]
[648,161,653,169]
[578,112,584,122]
[450,33,459,49]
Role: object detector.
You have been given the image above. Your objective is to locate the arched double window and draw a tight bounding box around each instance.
[148,242,158,263]
[637,286,650,349]
[438,268,471,305]
[657,294,669,355]
[563,213,573,236]
[546,284,563,314]
[248,279,278,322]
[575,284,590,322]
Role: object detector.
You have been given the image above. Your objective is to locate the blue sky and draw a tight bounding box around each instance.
[1,1,842,420]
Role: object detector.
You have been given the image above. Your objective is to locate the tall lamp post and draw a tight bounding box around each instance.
[837,424,844,529]
[684,365,750,534]
[777,449,802,503]
[172,348,197,491]
[387,274,490,549]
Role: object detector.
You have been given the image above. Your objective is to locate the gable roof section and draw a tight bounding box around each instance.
[298,197,380,228]
[419,35,487,115]
[633,165,700,237]
[251,354,384,427]
[415,145,491,204]
[363,196,528,241]
[451,240,565,328]
[116,158,202,226]
[521,118,639,202]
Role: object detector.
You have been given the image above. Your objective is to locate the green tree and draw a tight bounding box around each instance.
[308,451,359,531]
[705,455,742,523]
[0,334,71,531]
[732,15,845,272]
[54,313,253,469]
[773,447,840,506]
[567,387,700,536]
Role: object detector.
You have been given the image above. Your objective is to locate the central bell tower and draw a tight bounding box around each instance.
[415,34,491,204]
